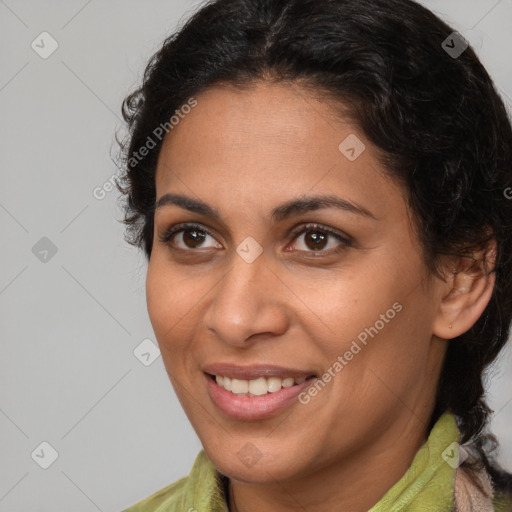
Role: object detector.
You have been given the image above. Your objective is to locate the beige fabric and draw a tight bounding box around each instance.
[454,461,495,512]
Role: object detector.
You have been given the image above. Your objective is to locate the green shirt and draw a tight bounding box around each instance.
[123,413,512,511]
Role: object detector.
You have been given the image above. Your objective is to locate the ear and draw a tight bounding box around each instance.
[432,239,497,340]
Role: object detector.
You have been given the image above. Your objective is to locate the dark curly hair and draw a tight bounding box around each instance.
[115,0,512,496]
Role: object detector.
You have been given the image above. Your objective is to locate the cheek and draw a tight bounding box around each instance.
[146,263,173,336]
[336,291,435,410]
[316,262,434,385]
[145,259,200,356]
[309,267,400,347]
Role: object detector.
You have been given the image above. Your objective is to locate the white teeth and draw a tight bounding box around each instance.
[248,377,268,396]
[267,377,283,393]
[282,377,295,388]
[231,378,249,394]
[212,374,311,395]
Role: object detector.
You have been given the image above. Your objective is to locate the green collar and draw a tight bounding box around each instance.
[368,412,457,511]
[124,412,464,511]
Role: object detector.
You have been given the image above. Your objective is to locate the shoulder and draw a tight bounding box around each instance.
[491,465,512,511]
[121,476,189,512]
[120,450,228,512]
[493,489,512,511]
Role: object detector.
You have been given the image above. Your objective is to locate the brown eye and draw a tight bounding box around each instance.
[181,228,208,249]
[289,224,352,254]
[159,223,222,250]
[302,231,329,251]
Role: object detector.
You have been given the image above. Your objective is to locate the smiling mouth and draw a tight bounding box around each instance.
[205,372,316,397]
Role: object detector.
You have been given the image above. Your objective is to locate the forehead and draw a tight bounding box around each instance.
[154,81,405,222]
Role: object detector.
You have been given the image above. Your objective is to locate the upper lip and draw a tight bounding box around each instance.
[203,363,317,380]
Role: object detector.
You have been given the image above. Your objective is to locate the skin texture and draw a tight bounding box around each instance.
[146,81,496,511]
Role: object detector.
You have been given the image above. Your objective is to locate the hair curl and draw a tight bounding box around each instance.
[115,0,512,495]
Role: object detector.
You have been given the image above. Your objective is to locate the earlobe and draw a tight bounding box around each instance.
[432,240,497,340]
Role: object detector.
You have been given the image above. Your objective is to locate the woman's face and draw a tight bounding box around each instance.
[146,81,448,483]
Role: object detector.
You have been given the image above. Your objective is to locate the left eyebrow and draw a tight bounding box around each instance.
[154,193,377,221]
[270,194,377,222]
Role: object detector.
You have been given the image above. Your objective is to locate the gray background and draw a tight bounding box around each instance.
[0,1,511,511]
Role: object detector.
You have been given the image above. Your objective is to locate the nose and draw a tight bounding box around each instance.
[203,249,289,347]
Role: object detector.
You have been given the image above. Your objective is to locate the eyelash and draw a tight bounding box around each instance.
[158,222,352,256]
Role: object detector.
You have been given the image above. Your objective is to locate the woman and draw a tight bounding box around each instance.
[116,0,512,510]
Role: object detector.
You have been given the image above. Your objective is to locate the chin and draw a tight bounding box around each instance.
[204,443,310,484]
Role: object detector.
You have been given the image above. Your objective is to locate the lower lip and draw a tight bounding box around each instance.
[204,372,316,421]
